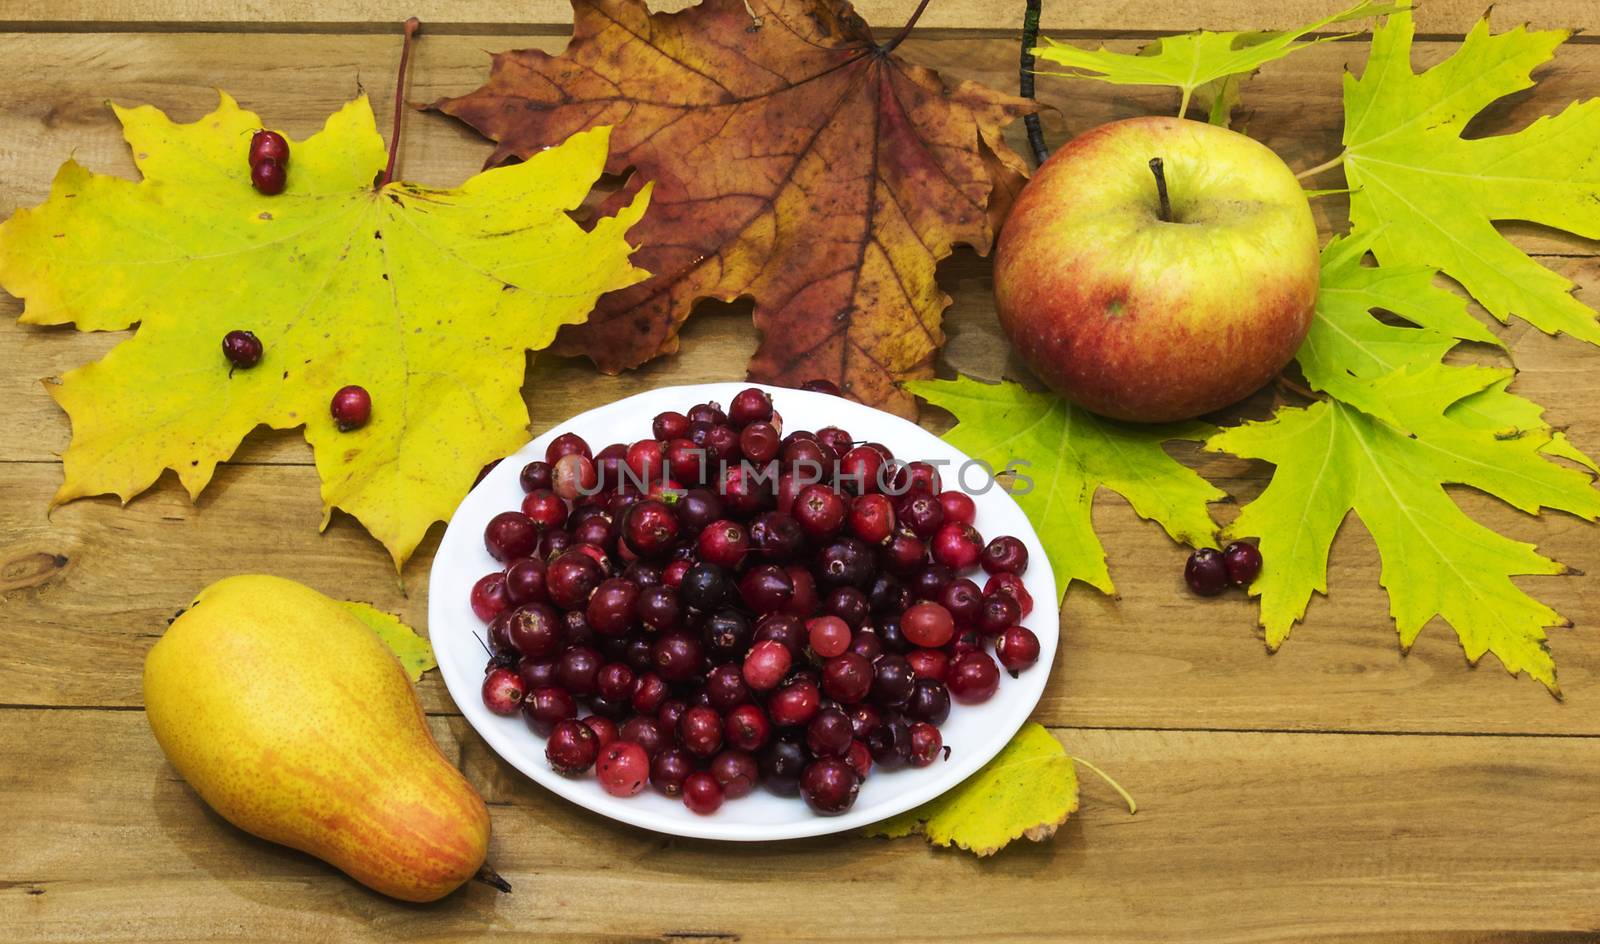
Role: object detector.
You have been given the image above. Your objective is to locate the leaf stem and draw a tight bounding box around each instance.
[379,16,421,188]
[880,0,934,54]
[1149,158,1173,223]
[1071,755,1137,815]
[1178,86,1194,120]
[1019,0,1048,166]
[1295,151,1346,181]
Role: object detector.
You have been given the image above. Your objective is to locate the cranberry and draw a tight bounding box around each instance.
[937,490,976,526]
[697,519,750,568]
[545,432,592,465]
[679,705,724,758]
[552,453,598,501]
[546,550,603,609]
[906,648,949,682]
[901,601,956,648]
[546,718,600,775]
[799,758,860,814]
[743,639,792,691]
[822,652,872,704]
[521,686,577,736]
[815,426,853,461]
[932,522,984,570]
[1185,547,1229,596]
[596,741,650,797]
[867,718,911,767]
[519,489,568,532]
[519,460,553,492]
[625,438,666,485]
[650,748,694,796]
[739,422,781,464]
[485,511,538,562]
[517,657,557,692]
[680,561,730,610]
[848,493,896,545]
[984,571,1034,617]
[653,410,690,440]
[947,650,1001,703]
[470,572,513,621]
[846,739,873,779]
[504,557,548,605]
[910,564,954,600]
[897,492,945,540]
[759,738,808,795]
[705,609,753,661]
[248,129,290,166]
[793,485,847,540]
[221,329,263,369]
[848,630,884,663]
[480,667,525,715]
[739,564,794,615]
[995,626,1042,673]
[871,655,916,706]
[784,566,819,618]
[682,772,725,814]
[905,677,951,724]
[981,535,1029,575]
[839,445,886,494]
[586,578,639,635]
[630,672,668,715]
[619,716,668,758]
[687,401,727,426]
[749,511,804,563]
[805,707,852,758]
[906,722,943,767]
[595,662,636,702]
[710,749,759,799]
[724,703,771,751]
[251,157,287,195]
[767,680,822,727]
[329,384,371,431]
[1223,541,1263,586]
[880,532,927,576]
[651,632,704,683]
[977,592,1022,636]
[891,461,942,496]
[505,602,563,659]
[806,615,852,659]
[817,538,875,589]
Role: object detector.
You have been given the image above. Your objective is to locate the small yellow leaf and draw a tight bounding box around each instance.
[865,723,1079,856]
[340,601,435,682]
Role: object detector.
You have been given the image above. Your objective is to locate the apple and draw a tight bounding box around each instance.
[993,116,1319,423]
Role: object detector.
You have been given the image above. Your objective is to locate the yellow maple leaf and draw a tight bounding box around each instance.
[0,92,649,567]
[865,723,1080,856]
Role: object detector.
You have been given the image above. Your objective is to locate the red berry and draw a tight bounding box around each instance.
[891,461,942,496]
[742,639,792,691]
[596,741,650,797]
[901,601,956,648]
[793,485,847,540]
[545,432,592,465]
[484,511,538,562]
[582,715,618,748]
[470,571,513,621]
[906,722,943,767]
[822,652,872,704]
[937,490,976,526]
[546,718,599,775]
[250,157,286,195]
[767,680,822,727]
[682,771,725,814]
[995,625,1041,673]
[221,329,263,369]
[947,650,1001,703]
[847,493,896,545]
[1185,547,1229,596]
[330,384,371,431]
[983,572,1033,617]
[248,129,290,167]
[653,410,690,440]
[697,519,750,568]
[480,667,525,715]
[728,387,774,426]
[838,445,886,494]
[521,686,576,736]
[1223,541,1263,587]
[724,703,771,751]
[931,523,983,570]
[799,758,860,814]
[806,615,852,659]
[520,489,568,531]
[980,535,1029,575]
[650,748,694,797]
[710,749,759,799]
[905,647,949,682]
[679,705,725,758]
[552,453,597,501]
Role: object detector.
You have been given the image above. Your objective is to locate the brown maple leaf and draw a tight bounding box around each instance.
[433,0,1035,415]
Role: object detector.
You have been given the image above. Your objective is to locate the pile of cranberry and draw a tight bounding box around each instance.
[468,386,1041,817]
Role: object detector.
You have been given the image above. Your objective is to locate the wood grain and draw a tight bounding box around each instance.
[2,11,1600,943]
[3,710,1599,943]
[0,0,1593,34]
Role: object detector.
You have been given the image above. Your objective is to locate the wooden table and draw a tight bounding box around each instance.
[3,1,1598,941]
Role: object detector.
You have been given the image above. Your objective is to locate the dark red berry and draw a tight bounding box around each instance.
[710,749,759,799]
[484,511,538,562]
[1223,541,1263,587]
[519,460,553,492]
[596,741,649,797]
[681,771,725,814]
[1185,547,1229,596]
[947,650,1001,704]
[221,329,263,369]
[545,432,592,465]
[980,535,1029,575]
[650,748,694,797]
[480,667,525,715]
[729,387,774,426]
[470,572,512,621]
[248,129,290,167]
[931,522,983,570]
[546,718,599,775]
[799,758,860,814]
[906,722,943,768]
[995,626,1042,673]
[330,384,371,431]
[250,157,286,195]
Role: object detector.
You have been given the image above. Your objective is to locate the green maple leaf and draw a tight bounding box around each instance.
[1340,5,1600,344]
[1034,0,1400,122]
[341,601,435,682]
[1209,242,1600,692]
[0,93,649,567]
[906,376,1222,597]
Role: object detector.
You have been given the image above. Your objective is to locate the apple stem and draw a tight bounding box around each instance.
[379,16,421,188]
[1149,158,1173,223]
[1019,0,1049,165]
[473,865,513,893]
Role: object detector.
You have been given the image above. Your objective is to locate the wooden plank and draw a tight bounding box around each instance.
[4,451,1597,733]
[3,710,1599,942]
[0,0,1592,35]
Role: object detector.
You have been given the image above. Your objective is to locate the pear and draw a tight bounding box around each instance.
[144,575,491,902]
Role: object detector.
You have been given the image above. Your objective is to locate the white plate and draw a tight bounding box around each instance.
[429,382,1057,841]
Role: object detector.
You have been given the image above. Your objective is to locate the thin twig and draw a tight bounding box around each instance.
[1295,151,1346,181]
[379,17,421,187]
[1276,374,1323,401]
[473,865,512,893]
[1020,0,1048,165]
[880,0,934,54]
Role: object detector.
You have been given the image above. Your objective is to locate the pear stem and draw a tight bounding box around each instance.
[1071,755,1138,815]
[379,17,421,188]
[1149,158,1173,223]
[474,865,512,893]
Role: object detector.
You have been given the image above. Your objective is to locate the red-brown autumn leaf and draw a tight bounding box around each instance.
[434,0,1035,415]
